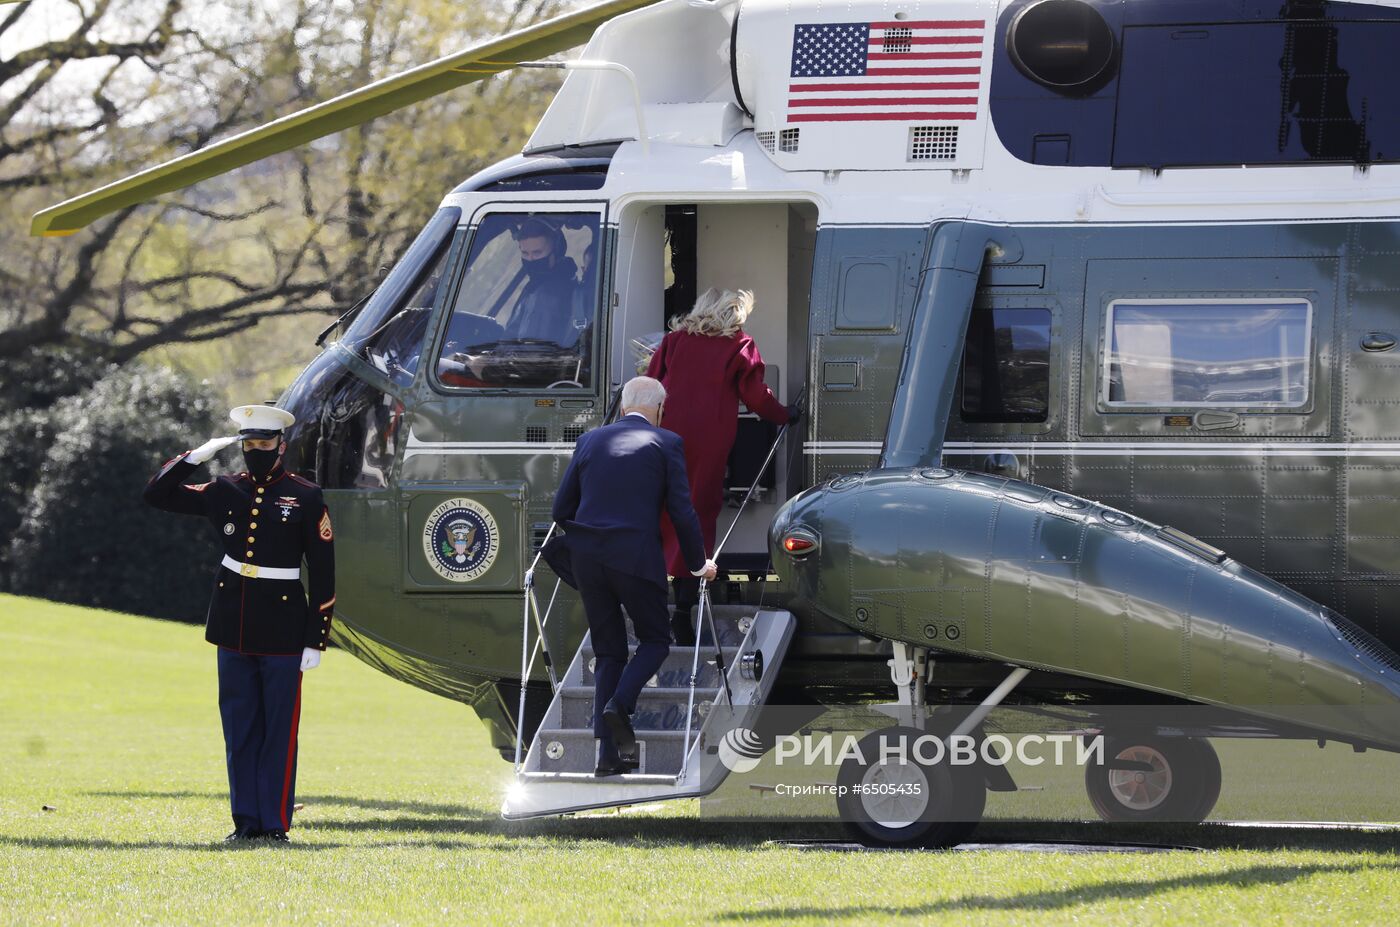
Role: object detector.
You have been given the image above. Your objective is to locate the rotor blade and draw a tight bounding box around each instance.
[31,0,661,237]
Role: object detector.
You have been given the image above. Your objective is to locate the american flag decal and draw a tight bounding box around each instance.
[787,20,986,124]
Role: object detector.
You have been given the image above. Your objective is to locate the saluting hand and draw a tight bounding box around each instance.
[187,435,241,464]
[301,648,322,672]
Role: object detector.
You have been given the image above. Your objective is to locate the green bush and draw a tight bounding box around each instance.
[6,364,226,622]
[0,349,98,589]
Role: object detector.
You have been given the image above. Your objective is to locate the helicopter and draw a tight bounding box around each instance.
[34,0,1400,847]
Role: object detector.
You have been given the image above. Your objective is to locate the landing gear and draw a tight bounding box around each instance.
[833,648,1029,849]
[835,726,986,848]
[1085,734,1221,823]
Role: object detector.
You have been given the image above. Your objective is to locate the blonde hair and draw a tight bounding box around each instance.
[670,287,753,338]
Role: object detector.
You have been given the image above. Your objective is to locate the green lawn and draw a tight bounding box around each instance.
[3,593,1400,925]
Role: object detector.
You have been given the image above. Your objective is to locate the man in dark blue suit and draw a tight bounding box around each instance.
[551,376,717,776]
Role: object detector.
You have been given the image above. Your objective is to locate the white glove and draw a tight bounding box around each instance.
[186,435,240,465]
[301,648,322,672]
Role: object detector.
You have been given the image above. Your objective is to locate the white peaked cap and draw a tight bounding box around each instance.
[230,404,296,434]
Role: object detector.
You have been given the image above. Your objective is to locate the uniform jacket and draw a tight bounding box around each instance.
[550,415,705,588]
[646,329,788,577]
[144,454,335,655]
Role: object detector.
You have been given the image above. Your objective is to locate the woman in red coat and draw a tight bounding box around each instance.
[646,287,798,641]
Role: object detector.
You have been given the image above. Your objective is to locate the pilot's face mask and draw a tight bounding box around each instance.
[518,236,553,277]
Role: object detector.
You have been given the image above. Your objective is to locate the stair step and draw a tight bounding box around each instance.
[578,646,738,688]
[531,728,691,776]
[519,771,680,785]
[557,685,721,730]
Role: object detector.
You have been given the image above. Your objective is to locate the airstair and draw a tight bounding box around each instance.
[503,395,803,819]
[502,602,796,818]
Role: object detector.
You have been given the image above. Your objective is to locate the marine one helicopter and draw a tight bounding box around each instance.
[36,0,1400,846]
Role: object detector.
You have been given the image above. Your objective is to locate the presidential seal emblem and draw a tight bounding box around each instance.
[422,498,498,583]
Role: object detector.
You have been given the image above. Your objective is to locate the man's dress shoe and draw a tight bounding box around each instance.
[224,826,260,842]
[601,699,637,756]
[594,756,640,777]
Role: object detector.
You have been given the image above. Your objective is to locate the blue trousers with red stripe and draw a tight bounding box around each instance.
[216,649,303,832]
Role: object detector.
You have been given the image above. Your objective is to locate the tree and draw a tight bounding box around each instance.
[0,0,573,616]
[0,0,568,382]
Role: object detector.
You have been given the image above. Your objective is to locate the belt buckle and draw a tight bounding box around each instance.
[240,562,259,579]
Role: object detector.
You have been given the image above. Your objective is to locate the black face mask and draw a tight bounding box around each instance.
[521,256,552,278]
[244,447,281,480]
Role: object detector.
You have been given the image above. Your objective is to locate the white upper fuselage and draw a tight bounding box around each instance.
[440,0,1400,229]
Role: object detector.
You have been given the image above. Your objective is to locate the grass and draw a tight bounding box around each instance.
[3,593,1400,925]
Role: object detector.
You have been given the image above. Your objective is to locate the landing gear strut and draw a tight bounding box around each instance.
[835,647,1028,849]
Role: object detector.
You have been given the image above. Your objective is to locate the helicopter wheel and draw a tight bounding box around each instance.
[1085,734,1221,823]
[835,726,986,849]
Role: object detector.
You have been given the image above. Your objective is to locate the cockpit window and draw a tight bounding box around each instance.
[340,206,461,363]
[435,212,600,390]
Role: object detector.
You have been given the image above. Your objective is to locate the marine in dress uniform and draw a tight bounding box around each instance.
[143,404,334,842]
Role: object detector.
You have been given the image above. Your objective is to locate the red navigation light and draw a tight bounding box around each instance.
[782,531,818,555]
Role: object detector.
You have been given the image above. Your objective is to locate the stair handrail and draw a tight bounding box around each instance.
[514,384,625,772]
[679,386,806,778]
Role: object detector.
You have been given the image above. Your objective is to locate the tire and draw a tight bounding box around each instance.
[1085,734,1222,823]
[835,726,987,848]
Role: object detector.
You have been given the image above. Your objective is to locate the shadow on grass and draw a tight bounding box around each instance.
[0,834,345,852]
[76,790,1400,852]
[714,860,1400,920]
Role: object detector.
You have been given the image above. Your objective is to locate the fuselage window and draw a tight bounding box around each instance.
[1104,300,1311,408]
[340,206,461,363]
[436,212,600,390]
[360,231,459,389]
[961,307,1051,423]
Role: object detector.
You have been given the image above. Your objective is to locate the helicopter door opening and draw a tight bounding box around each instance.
[614,201,817,576]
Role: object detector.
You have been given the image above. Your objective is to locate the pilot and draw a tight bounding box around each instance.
[570,241,598,334]
[502,217,579,345]
[143,404,335,843]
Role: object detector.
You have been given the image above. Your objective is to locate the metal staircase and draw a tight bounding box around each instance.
[502,603,796,818]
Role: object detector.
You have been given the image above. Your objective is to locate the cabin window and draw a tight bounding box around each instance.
[1104,300,1312,408]
[961,307,1051,423]
[435,212,600,390]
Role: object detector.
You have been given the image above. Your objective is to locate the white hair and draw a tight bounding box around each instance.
[670,287,753,338]
[621,375,666,411]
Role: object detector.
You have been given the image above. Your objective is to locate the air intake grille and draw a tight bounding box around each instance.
[530,523,552,553]
[909,125,959,161]
[882,26,912,52]
[525,425,548,444]
[756,131,776,154]
[779,128,800,153]
[563,424,585,443]
[1325,610,1400,672]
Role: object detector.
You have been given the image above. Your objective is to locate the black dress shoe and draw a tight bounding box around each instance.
[260,829,290,842]
[601,700,637,757]
[224,826,259,842]
[670,610,696,647]
[594,756,640,777]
